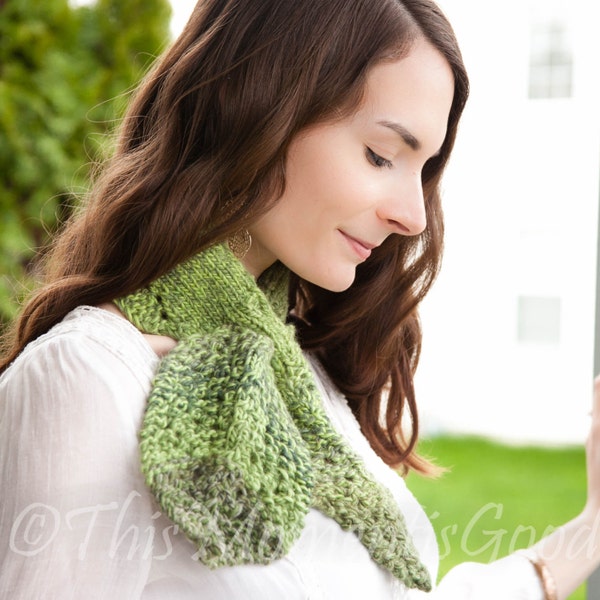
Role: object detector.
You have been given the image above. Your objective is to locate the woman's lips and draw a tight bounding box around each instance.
[340,231,376,261]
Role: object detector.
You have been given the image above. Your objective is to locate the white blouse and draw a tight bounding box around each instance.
[0,306,544,599]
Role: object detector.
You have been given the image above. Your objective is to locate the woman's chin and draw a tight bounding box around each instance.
[309,270,356,293]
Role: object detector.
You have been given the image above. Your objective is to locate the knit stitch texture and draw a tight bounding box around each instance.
[116,242,431,591]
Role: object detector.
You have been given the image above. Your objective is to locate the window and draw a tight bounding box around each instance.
[528,16,573,99]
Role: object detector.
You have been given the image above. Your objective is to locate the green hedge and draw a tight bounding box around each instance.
[0,0,171,323]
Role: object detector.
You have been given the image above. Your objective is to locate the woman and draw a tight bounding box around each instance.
[0,0,598,597]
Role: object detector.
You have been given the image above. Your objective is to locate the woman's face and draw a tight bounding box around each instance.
[244,36,455,292]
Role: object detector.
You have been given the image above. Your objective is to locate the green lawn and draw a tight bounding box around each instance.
[406,435,587,599]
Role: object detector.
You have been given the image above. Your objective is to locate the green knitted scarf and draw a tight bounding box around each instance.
[115,242,431,591]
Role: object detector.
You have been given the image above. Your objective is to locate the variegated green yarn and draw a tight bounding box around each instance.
[116,242,431,591]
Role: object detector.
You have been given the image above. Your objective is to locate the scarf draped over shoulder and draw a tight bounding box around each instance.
[115,242,431,591]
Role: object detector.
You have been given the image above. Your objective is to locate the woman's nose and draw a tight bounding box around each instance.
[377,175,427,236]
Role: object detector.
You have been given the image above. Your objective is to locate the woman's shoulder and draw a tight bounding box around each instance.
[98,301,178,357]
[1,305,160,389]
[0,306,162,451]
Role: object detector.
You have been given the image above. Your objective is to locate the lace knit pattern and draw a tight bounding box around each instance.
[115,242,431,591]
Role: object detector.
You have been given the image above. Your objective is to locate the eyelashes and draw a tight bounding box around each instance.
[365,147,393,169]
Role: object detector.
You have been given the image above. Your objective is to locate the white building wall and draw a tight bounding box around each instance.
[415,0,600,444]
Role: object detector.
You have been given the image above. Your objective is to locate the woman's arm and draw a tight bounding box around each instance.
[528,376,600,599]
[0,327,157,599]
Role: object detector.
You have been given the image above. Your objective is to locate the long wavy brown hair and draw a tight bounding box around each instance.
[1,0,468,474]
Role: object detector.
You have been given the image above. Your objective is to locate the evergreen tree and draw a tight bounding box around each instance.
[0,0,171,322]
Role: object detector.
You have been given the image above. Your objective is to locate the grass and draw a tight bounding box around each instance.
[406,435,587,599]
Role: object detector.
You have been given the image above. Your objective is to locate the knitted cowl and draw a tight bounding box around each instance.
[115,242,431,591]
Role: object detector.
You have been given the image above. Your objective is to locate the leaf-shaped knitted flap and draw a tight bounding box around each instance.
[140,327,313,566]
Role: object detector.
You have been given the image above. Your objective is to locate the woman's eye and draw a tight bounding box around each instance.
[365,147,393,169]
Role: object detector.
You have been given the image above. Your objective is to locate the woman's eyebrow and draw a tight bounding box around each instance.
[377,120,421,151]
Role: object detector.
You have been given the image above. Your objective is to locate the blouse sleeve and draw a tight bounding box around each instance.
[418,554,546,599]
[0,327,158,599]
